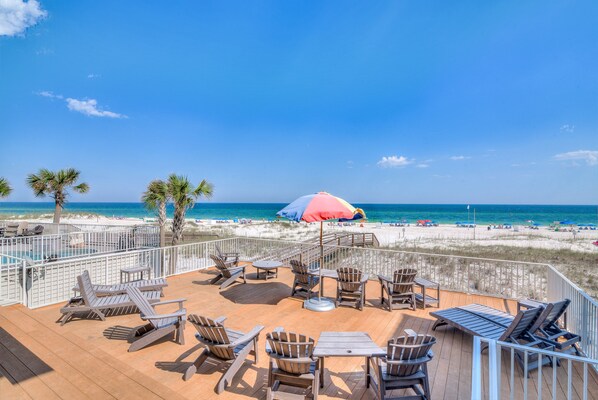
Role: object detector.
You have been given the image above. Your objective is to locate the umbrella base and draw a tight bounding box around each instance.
[304,297,336,312]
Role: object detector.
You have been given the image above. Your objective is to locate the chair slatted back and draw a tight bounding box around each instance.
[337,267,363,292]
[77,271,98,306]
[290,260,312,285]
[210,254,234,278]
[391,269,417,294]
[386,333,436,377]
[501,307,543,342]
[126,287,157,321]
[16,222,28,236]
[267,331,315,375]
[4,223,19,237]
[188,314,235,360]
[537,299,570,331]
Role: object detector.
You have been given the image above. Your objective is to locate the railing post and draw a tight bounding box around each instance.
[471,337,482,400]
[21,260,28,306]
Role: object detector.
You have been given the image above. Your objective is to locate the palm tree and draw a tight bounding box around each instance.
[26,168,89,223]
[142,179,169,247]
[167,174,213,245]
[0,178,12,198]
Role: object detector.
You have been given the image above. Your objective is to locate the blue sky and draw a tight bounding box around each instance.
[1,1,597,204]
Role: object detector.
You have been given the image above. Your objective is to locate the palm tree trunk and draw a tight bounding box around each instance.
[171,208,185,246]
[53,201,63,224]
[158,202,167,247]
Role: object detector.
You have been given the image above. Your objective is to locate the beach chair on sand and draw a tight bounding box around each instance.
[290,260,320,300]
[266,330,319,400]
[369,329,436,400]
[59,272,161,325]
[431,305,555,375]
[72,270,168,296]
[378,269,417,312]
[126,287,186,352]
[209,254,246,289]
[336,267,368,310]
[184,315,264,394]
[3,222,20,238]
[215,243,240,263]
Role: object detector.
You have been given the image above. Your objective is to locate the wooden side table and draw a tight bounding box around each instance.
[120,265,151,283]
[415,277,440,308]
[313,331,385,388]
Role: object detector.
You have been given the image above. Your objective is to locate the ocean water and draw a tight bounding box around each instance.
[0,202,597,225]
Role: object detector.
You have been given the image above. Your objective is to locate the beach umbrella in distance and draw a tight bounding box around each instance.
[277,192,365,312]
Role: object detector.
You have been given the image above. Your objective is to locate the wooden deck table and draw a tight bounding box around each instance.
[415,277,440,308]
[313,331,385,388]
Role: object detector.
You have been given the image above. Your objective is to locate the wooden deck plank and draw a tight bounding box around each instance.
[0,267,596,399]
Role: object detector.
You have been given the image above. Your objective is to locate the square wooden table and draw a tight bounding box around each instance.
[414,277,440,308]
[313,331,385,388]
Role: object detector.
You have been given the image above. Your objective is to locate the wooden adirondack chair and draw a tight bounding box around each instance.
[335,267,368,310]
[215,243,240,263]
[209,254,246,289]
[266,330,319,400]
[126,287,187,352]
[370,329,436,400]
[184,315,264,394]
[290,260,320,300]
[378,269,417,311]
[58,270,161,325]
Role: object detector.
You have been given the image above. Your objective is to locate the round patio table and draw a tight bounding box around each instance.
[252,260,282,280]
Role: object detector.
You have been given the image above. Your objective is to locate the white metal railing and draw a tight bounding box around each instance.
[0,227,159,263]
[22,239,236,308]
[0,254,26,305]
[0,220,159,235]
[472,337,598,400]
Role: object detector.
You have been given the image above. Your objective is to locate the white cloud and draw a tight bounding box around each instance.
[346,160,354,169]
[87,73,101,79]
[560,124,575,133]
[37,90,62,99]
[554,150,598,166]
[450,155,470,161]
[0,0,46,37]
[66,98,126,118]
[416,163,429,168]
[377,155,412,168]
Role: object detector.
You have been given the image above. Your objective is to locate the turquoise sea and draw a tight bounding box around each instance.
[0,202,597,225]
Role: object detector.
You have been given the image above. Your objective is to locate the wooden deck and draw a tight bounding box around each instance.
[0,267,596,399]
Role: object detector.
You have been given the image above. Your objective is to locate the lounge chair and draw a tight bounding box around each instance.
[58,272,161,325]
[72,270,168,296]
[209,254,246,289]
[525,299,583,356]
[378,269,417,312]
[25,225,44,236]
[290,260,320,300]
[215,243,240,263]
[336,267,368,310]
[431,305,555,375]
[126,286,186,352]
[184,315,264,394]
[369,329,436,400]
[266,330,319,400]
[3,222,20,238]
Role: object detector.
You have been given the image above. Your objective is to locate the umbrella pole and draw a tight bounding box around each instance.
[319,221,323,300]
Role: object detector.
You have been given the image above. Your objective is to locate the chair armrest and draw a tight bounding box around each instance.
[214,316,227,324]
[378,274,392,284]
[360,274,369,283]
[142,310,186,321]
[231,325,265,346]
[383,355,433,366]
[153,298,186,309]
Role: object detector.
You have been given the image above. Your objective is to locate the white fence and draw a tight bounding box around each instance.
[0,254,26,305]
[0,220,158,235]
[472,337,598,400]
[0,227,159,264]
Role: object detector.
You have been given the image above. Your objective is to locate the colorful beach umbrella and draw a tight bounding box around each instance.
[277,192,364,223]
[277,192,365,312]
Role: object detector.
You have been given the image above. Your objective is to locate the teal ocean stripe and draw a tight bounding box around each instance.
[0,202,597,225]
